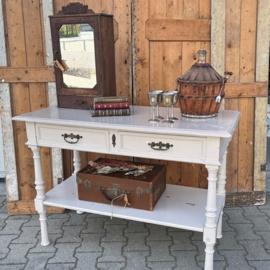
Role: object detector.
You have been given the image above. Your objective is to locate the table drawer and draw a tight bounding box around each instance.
[118,132,206,162]
[36,124,109,151]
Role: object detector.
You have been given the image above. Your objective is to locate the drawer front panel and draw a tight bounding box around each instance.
[118,132,206,162]
[36,124,109,150]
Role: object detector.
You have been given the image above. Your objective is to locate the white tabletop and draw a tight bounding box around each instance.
[12,105,240,138]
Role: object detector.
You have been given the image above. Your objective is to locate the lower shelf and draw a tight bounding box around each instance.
[44,176,224,232]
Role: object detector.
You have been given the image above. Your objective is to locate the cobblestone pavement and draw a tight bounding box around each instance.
[0,191,270,270]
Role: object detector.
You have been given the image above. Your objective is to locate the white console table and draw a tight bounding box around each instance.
[13,105,240,270]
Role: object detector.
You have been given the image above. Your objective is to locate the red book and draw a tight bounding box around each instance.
[91,108,131,117]
[94,101,129,110]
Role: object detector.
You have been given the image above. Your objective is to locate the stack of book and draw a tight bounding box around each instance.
[91,96,131,117]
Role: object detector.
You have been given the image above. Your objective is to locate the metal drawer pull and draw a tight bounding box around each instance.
[61,133,83,144]
[148,141,173,151]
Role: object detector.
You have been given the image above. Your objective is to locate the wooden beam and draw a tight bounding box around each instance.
[145,19,211,41]
[225,191,265,207]
[225,82,268,98]
[253,0,269,192]
[0,0,19,201]
[211,0,226,110]
[8,200,64,215]
[0,67,55,83]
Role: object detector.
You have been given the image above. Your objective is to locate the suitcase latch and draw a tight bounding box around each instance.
[146,187,154,194]
[76,177,83,185]
[108,184,120,197]
[136,187,143,198]
[84,180,91,191]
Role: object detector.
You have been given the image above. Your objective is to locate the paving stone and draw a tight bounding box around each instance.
[75,251,102,269]
[258,195,270,210]
[191,231,203,241]
[56,225,85,243]
[239,240,270,260]
[24,252,54,270]
[102,224,127,242]
[243,206,267,216]
[192,240,224,262]
[104,217,128,225]
[145,224,171,241]
[225,208,251,224]
[217,231,244,250]
[46,263,76,270]
[48,243,80,264]
[123,251,150,270]
[82,217,107,234]
[22,215,40,227]
[7,215,31,220]
[124,232,149,252]
[219,250,255,270]
[97,262,126,270]
[47,218,69,234]
[220,214,235,232]
[0,234,18,254]
[147,241,174,262]
[169,231,196,251]
[0,219,27,235]
[171,250,201,270]
[29,234,61,253]
[63,211,87,226]
[256,231,270,250]
[125,220,148,233]
[248,260,270,270]
[258,208,270,217]
[147,261,176,270]
[0,243,34,264]
[0,196,6,206]
[76,233,104,252]
[228,223,261,240]
[0,201,7,213]
[197,260,226,270]
[0,264,25,270]
[47,213,69,219]
[244,215,270,231]
[12,226,39,244]
[0,213,8,226]
[98,242,126,262]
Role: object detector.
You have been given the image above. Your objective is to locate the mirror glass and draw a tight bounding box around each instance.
[59,23,96,88]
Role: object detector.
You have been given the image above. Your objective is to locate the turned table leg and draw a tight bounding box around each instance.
[73,150,83,214]
[217,151,227,239]
[204,165,219,270]
[30,146,50,246]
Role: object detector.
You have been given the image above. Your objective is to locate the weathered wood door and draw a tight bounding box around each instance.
[133,0,212,188]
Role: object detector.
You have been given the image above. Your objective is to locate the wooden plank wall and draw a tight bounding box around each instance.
[133,0,211,188]
[0,0,268,213]
[2,0,59,214]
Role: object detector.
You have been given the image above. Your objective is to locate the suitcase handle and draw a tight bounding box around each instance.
[99,189,126,203]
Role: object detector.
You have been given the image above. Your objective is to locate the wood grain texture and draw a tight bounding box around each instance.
[237,98,254,191]
[8,200,65,215]
[0,67,55,82]
[166,0,183,19]
[225,99,239,191]
[225,82,268,98]
[253,0,269,192]
[133,0,149,106]
[145,19,211,41]
[225,0,241,83]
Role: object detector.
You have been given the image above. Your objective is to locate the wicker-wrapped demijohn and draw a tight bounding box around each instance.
[177,50,232,118]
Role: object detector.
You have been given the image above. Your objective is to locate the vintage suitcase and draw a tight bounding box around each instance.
[76,158,166,211]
